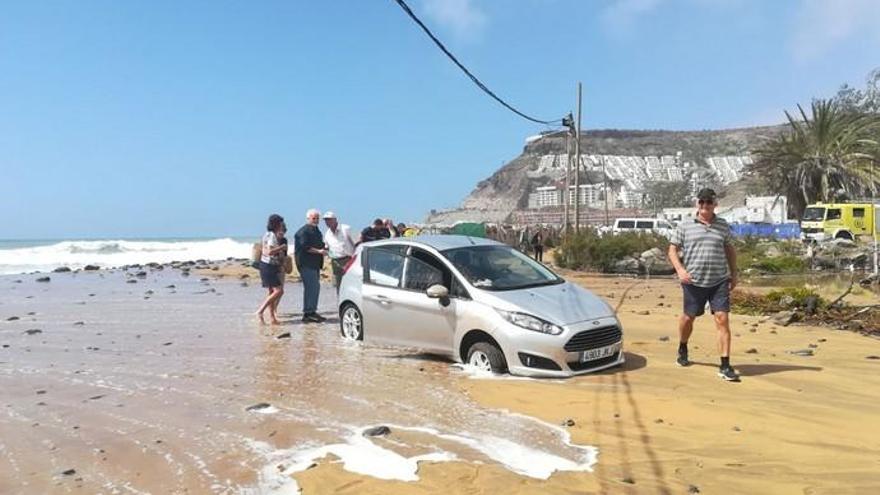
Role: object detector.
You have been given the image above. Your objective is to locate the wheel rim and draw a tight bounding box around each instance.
[342,308,361,340]
[469,350,492,372]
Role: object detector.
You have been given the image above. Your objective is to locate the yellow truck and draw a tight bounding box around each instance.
[800,202,880,242]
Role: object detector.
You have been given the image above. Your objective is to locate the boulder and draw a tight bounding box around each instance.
[612,256,641,274]
[83,265,100,271]
[772,310,798,326]
[36,276,50,283]
[53,267,71,273]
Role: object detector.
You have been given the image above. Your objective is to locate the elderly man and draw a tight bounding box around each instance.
[294,209,327,323]
[322,211,356,291]
[668,188,739,381]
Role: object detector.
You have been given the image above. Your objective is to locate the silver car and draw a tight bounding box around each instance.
[337,235,624,378]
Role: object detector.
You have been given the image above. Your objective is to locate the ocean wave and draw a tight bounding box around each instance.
[0,238,253,275]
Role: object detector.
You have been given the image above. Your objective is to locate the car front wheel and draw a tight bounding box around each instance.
[467,342,507,373]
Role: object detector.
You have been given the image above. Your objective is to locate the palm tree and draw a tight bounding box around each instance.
[750,99,880,217]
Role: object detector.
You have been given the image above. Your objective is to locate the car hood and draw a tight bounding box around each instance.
[478,281,615,326]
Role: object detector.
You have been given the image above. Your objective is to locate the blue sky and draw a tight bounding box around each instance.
[1,0,878,239]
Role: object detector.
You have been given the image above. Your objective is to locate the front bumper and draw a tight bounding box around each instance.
[498,316,625,378]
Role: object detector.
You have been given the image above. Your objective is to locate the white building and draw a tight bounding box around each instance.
[527,186,562,208]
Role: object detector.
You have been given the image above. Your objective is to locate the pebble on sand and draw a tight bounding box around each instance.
[24,329,42,335]
[245,402,272,412]
[363,425,391,437]
[36,276,50,283]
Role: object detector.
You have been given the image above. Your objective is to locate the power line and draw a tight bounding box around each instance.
[391,0,561,125]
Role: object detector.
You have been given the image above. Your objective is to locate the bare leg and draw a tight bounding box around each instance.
[269,288,284,325]
[256,289,281,324]
[713,311,731,357]
[678,313,696,344]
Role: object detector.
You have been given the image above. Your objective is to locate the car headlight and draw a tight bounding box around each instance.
[496,309,563,335]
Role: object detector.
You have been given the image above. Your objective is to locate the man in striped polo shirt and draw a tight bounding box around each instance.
[668,188,739,381]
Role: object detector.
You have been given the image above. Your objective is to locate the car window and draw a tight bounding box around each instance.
[617,220,635,229]
[366,245,406,288]
[636,221,653,229]
[406,248,470,298]
[853,208,865,218]
[404,256,444,291]
[826,209,842,220]
[659,221,672,229]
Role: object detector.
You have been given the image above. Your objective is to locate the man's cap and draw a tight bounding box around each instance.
[697,188,717,202]
[322,211,337,219]
[372,218,383,226]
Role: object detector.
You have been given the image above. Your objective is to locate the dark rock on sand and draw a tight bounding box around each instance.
[53,267,71,273]
[245,402,272,412]
[61,469,76,476]
[789,349,814,357]
[73,321,85,326]
[24,329,42,335]
[808,343,818,349]
[635,310,651,316]
[36,276,50,283]
[84,265,100,271]
[363,425,391,437]
[88,394,106,400]
[6,316,20,321]
[688,485,701,494]
[276,332,291,339]
[135,271,147,278]
[865,355,880,360]
[165,285,176,289]
[162,342,173,346]
[561,418,576,427]
[745,348,758,354]
[621,477,635,484]
[26,312,35,316]
[127,279,137,284]
[658,336,670,342]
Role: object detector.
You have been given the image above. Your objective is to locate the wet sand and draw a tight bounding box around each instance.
[2,264,879,494]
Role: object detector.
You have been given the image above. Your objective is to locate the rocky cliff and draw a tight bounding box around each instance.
[426,125,786,224]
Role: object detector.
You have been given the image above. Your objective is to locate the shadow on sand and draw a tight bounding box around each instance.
[690,361,822,376]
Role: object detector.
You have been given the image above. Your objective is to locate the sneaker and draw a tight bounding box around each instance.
[718,366,740,382]
[310,313,327,323]
[676,349,690,367]
[302,314,321,323]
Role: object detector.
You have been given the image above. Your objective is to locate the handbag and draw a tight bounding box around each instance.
[283,255,294,275]
[251,242,262,269]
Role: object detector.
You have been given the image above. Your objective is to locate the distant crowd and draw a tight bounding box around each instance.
[254,210,417,325]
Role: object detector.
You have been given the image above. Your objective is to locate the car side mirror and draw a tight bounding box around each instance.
[426,284,451,307]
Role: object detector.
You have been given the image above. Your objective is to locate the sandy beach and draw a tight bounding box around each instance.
[1,262,879,494]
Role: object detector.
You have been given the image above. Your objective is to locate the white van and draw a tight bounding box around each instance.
[611,218,675,239]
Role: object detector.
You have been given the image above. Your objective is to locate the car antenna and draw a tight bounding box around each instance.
[467,236,476,245]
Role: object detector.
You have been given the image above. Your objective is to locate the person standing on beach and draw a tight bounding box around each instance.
[256,214,287,325]
[295,209,327,323]
[668,188,740,381]
[272,221,289,315]
[322,211,355,292]
[359,218,387,244]
[531,229,544,263]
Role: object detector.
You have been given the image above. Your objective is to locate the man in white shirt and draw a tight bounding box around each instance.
[323,211,356,291]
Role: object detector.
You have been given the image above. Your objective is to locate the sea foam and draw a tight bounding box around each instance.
[0,238,252,274]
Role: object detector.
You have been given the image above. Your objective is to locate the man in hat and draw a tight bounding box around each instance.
[668,188,739,381]
[322,211,356,291]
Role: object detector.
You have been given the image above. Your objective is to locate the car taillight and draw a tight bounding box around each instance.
[342,253,358,275]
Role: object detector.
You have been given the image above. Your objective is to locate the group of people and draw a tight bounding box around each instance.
[255,210,409,325]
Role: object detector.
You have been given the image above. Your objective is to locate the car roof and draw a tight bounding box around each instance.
[364,234,503,251]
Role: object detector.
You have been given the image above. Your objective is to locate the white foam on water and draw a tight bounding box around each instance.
[247,422,598,493]
[0,238,252,274]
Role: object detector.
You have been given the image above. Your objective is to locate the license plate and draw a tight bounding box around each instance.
[579,343,621,363]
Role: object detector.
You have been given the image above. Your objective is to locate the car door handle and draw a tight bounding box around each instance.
[376,295,392,305]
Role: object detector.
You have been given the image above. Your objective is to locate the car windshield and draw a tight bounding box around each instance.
[802,207,825,221]
[441,245,562,291]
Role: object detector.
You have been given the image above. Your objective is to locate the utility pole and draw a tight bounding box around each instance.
[574,82,582,232]
[874,159,878,276]
[562,112,574,236]
[602,154,610,226]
